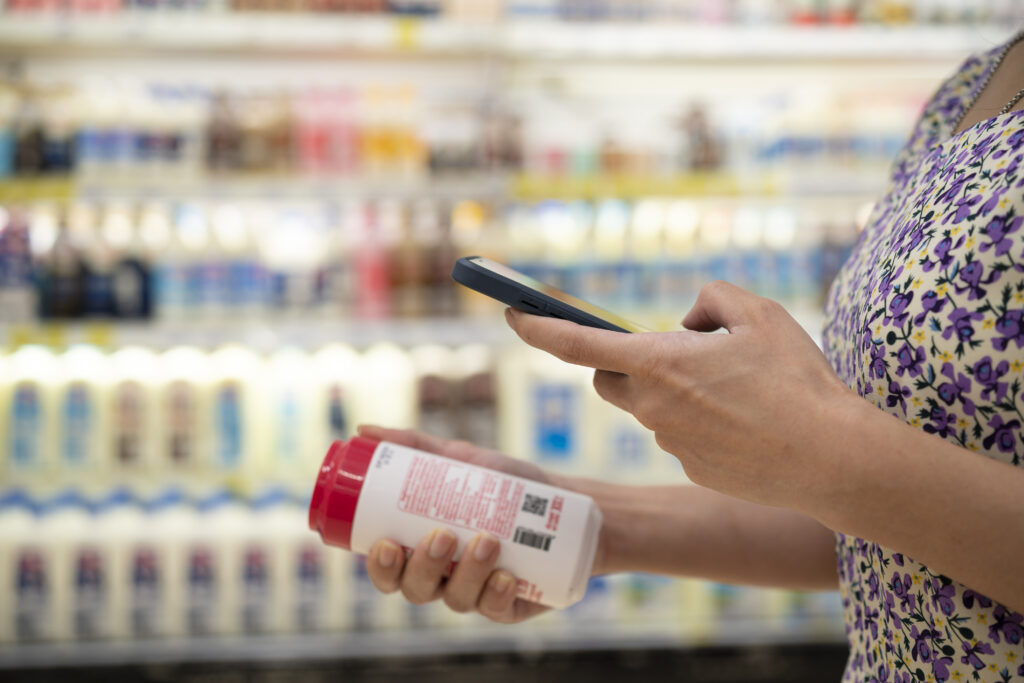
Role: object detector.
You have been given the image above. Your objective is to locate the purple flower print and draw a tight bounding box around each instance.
[960,640,995,671]
[883,590,899,624]
[973,356,1009,402]
[892,553,905,566]
[954,259,1000,301]
[978,187,1008,217]
[890,573,916,612]
[963,589,993,610]
[938,171,976,207]
[930,579,955,616]
[949,193,983,224]
[913,290,949,327]
[942,307,983,342]
[922,236,960,272]
[885,291,915,327]
[910,625,939,663]
[992,127,1024,158]
[993,309,1024,350]
[895,343,926,377]
[936,362,975,415]
[870,343,887,379]
[867,571,880,601]
[932,656,953,682]
[980,213,1023,257]
[988,606,1024,645]
[886,381,911,413]
[923,405,957,438]
[982,414,1021,453]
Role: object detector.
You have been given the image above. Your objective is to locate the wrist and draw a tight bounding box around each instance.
[549,473,633,576]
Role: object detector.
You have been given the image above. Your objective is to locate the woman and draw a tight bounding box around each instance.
[361,28,1024,682]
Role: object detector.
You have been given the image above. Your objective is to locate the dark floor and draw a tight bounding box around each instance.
[2,644,849,682]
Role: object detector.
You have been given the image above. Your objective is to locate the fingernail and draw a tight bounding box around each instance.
[473,534,498,562]
[378,542,397,569]
[490,571,513,595]
[429,529,456,560]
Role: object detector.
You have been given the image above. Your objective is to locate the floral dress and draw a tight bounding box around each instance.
[821,34,1024,683]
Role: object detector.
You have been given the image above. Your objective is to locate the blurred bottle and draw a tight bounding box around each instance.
[102,204,152,319]
[411,344,457,439]
[3,345,58,486]
[352,201,392,319]
[70,202,118,318]
[452,343,498,449]
[206,90,242,173]
[211,203,264,319]
[139,203,182,320]
[360,343,416,429]
[146,487,195,639]
[109,346,159,479]
[174,203,212,318]
[0,86,17,178]
[157,347,211,480]
[238,487,292,634]
[0,490,45,643]
[92,488,138,641]
[56,345,110,488]
[208,346,262,485]
[185,490,243,636]
[312,343,361,447]
[42,490,109,641]
[0,207,37,322]
[266,347,316,490]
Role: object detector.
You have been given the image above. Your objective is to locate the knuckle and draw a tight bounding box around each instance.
[401,581,435,606]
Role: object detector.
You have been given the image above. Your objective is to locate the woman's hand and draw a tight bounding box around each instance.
[505,280,858,515]
[356,425,562,624]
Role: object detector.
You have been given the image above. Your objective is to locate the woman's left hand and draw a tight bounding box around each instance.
[505,280,859,514]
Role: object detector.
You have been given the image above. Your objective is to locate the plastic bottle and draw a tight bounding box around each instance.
[0,207,36,322]
[184,490,241,637]
[3,345,58,487]
[311,344,362,448]
[156,346,211,481]
[360,343,416,430]
[238,487,292,634]
[103,204,152,319]
[145,486,196,639]
[108,346,159,479]
[92,487,138,641]
[56,345,111,487]
[0,490,45,643]
[208,346,262,484]
[309,437,603,609]
[266,347,316,490]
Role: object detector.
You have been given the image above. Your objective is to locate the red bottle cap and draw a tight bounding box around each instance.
[308,437,379,550]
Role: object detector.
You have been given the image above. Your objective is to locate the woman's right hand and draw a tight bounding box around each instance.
[355,425,560,624]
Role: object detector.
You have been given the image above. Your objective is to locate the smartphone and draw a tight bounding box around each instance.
[451,256,648,333]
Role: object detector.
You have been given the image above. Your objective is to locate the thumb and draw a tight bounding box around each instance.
[681,281,761,333]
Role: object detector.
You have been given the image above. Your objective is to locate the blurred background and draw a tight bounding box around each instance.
[1,1,1022,680]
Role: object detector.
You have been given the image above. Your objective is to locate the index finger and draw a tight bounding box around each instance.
[505,308,641,374]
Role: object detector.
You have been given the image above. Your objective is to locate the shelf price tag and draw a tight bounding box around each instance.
[393,18,421,51]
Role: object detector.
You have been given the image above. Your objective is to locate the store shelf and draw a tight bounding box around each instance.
[0,316,521,351]
[0,15,1008,61]
[0,617,845,670]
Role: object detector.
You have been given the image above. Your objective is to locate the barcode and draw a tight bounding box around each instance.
[513,526,553,552]
[521,494,548,516]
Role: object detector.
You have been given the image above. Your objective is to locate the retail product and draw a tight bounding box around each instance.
[308,437,603,608]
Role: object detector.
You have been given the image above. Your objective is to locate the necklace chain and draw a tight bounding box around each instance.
[951,30,1024,133]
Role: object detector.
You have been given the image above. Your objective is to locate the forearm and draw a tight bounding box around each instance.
[811,395,1024,614]
[558,475,838,591]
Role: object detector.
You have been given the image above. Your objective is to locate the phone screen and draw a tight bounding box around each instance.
[467,256,648,333]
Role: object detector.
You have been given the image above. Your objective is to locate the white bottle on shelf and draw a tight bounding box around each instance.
[207,346,263,486]
[108,346,160,480]
[92,487,138,642]
[2,345,59,487]
[0,490,44,643]
[42,490,111,642]
[311,343,363,449]
[239,487,292,635]
[185,490,246,637]
[145,487,195,640]
[55,345,111,488]
[156,346,212,482]
[266,347,317,491]
[360,343,416,431]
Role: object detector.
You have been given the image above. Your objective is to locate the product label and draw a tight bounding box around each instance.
[327,384,348,442]
[397,453,525,539]
[61,382,92,468]
[15,548,49,641]
[611,425,648,470]
[114,381,144,467]
[167,381,196,466]
[73,546,107,639]
[130,546,161,637]
[215,382,242,470]
[533,383,578,462]
[10,382,42,471]
[295,543,324,632]
[348,442,599,608]
[186,546,216,635]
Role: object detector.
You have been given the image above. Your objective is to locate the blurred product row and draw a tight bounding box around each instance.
[0,197,860,323]
[1,338,716,494]
[1,0,1017,24]
[0,79,919,181]
[0,485,843,646]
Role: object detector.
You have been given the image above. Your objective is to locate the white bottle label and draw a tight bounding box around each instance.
[349,442,597,607]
